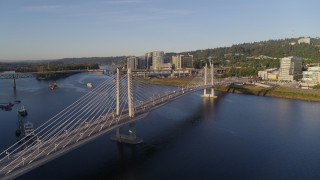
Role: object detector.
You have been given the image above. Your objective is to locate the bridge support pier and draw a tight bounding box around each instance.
[201,63,217,98]
[13,77,16,89]
[111,122,143,144]
[201,88,217,98]
[111,68,143,144]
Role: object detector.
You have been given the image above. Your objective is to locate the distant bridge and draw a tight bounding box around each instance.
[0,69,105,88]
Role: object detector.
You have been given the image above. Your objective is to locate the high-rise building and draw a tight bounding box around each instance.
[126,56,138,70]
[152,51,164,70]
[172,54,193,69]
[278,56,303,81]
[137,57,147,70]
[145,52,153,69]
[145,51,164,70]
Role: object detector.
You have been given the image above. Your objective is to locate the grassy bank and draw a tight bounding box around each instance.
[135,77,194,87]
[216,84,320,102]
[141,78,320,102]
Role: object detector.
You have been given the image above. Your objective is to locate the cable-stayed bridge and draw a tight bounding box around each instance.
[0,64,243,179]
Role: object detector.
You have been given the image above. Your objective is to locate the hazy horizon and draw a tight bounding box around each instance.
[1,0,319,61]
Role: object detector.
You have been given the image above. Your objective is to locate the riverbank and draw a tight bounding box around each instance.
[141,78,320,102]
[36,72,79,80]
[216,84,320,102]
[135,77,194,86]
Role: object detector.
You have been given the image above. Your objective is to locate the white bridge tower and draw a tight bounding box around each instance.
[202,62,217,98]
[111,68,143,144]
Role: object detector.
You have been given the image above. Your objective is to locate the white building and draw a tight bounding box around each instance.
[298,37,311,44]
[152,51,164,70]
[145,51,165,70]
[302,66,320,83]
[258,68,278,80]
[278,56,303,81]
[161,63,172,70]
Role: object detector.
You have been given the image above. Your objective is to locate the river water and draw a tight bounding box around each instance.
[1,72,320,179]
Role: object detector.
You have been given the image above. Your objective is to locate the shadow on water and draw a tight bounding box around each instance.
[77,93,222,180]
[16,89,223,180]
[13,87,17,98]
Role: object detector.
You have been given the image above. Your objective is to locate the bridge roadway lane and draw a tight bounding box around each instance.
[0,81,239,179]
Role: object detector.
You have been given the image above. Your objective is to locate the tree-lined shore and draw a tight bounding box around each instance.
[143,77,320,102]
[216,85,320,102]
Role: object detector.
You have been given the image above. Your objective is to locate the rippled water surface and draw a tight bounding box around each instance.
[1,73,320,179]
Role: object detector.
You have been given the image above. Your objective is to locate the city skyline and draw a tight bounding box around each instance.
[0,0,319,61]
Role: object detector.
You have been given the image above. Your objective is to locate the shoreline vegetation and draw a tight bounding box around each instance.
[143,78,320,102]
[36,72,79,80]
[216,85,320,102]
[136,77,194,87]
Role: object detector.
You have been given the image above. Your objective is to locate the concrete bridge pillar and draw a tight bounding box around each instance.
[127,68,134,118]
[13,77,16,89]
[111,68,143,144]
[202,87,217,98]
[113,68,121,138]
[116,68,120,116]
[111,122,142,144]
[202,63,217,98]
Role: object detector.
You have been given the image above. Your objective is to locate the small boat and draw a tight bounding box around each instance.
[86,83,93,88]
[14,100,21,104]
[24,122,34,136]
[18,106,28,117]
[49,81,58,90]
[0,102,13,111]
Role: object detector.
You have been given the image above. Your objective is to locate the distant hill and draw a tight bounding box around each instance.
[2,37,320,71]
[0,56,126,72]
[0,56,126,65]
[174,37,320,68]
[51,56,126,65]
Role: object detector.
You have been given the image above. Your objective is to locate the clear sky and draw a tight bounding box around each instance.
[0,0,319,61]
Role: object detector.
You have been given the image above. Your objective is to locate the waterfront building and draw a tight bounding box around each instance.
[172,54,194,70]
[258,70,268,80]
[161,63,172,70]
[302,66,320,83]
[152,51,164,70]
[137,57,148,70]
[126,56,138,70]
[298,37,311,44]
[278,56,303,81]
[267,72,279,81]
[258,68,278,80]
[145,52,153,69]
[145,51,165,70]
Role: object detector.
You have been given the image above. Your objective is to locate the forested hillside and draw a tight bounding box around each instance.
[2,37,320,77]
[175,37,320,69]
